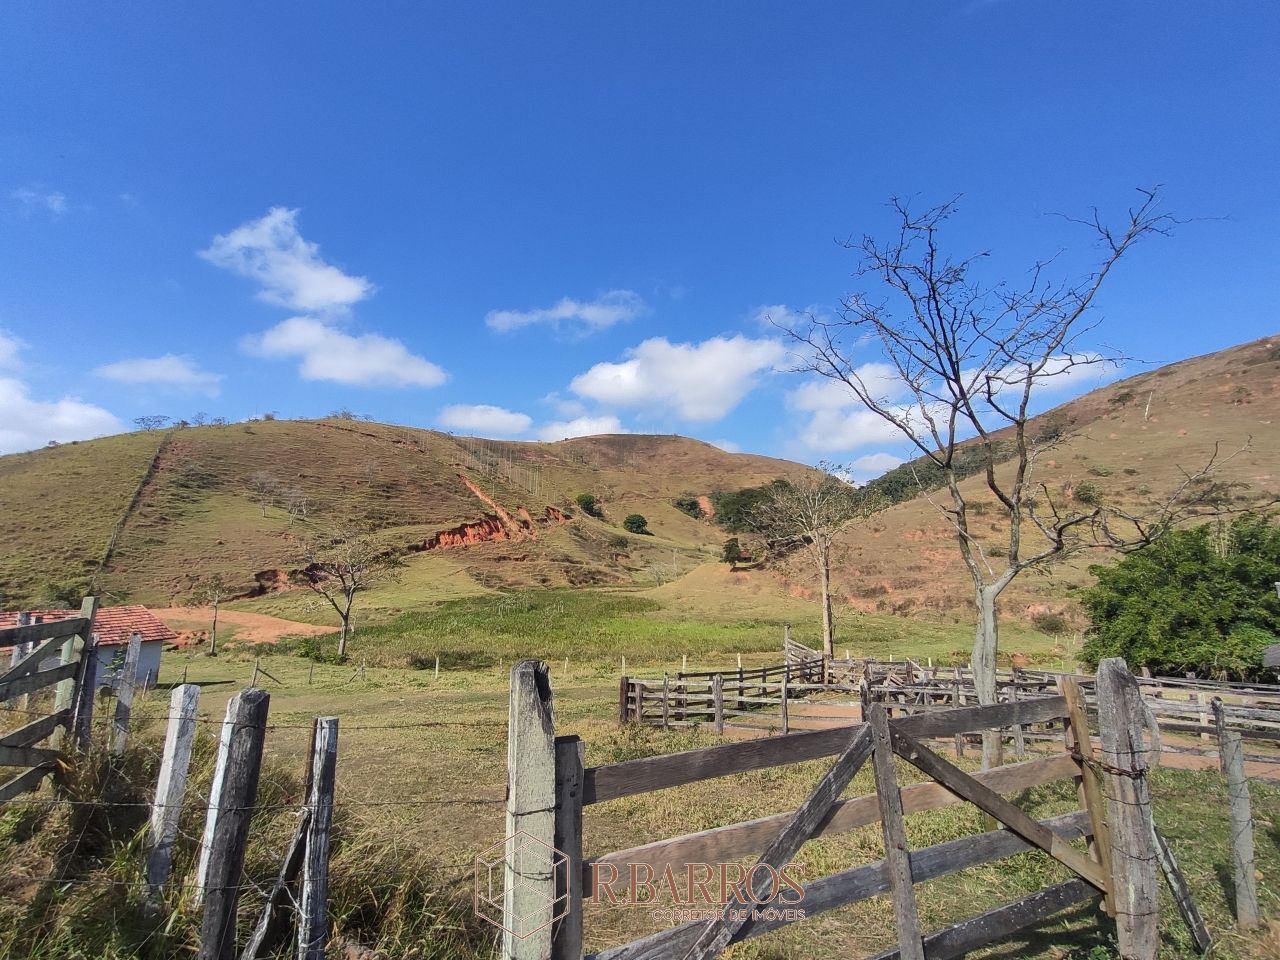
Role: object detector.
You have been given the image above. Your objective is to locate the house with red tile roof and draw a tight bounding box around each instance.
[0,605,176,688]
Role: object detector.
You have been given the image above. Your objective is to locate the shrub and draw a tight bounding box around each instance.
[673,497,703,518]
[1031,611,1069,635]
[1087,465,1112,477]
[1073,481,1102,506]
[1080,515,1280,679]
[575,493,603,518]
[721,537,744,566]
[622,514,650,535]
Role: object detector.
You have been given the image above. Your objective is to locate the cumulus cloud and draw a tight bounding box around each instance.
[535,415,627,441]
[710,438,741,453]
[569,335,785,422]
[786,369,915,453]
[845,452,905,484]
[94,354,223,395]
[200,208,372,313]
[438,404,532,437]
[10,186,67,217]
[0,332,122,452]
[242,317,446,388]
[486,290,646,333]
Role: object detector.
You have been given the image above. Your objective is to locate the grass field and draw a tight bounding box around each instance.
[1,592,1275,958]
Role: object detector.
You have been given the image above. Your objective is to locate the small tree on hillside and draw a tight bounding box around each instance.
[133,415,171,431]
[623,514,650,535]
[248,470,281,518]
[721,537,745,570]
[197,573,232,656]
[784,188,1239,766]
[295,527,404,660]
[752,470,884,659]
[575,493,604,518]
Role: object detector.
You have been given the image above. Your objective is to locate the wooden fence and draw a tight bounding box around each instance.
[509,657,1169,960]
[0,597,98,802]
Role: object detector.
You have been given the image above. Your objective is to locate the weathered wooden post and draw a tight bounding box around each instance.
[712,673,724,735]
[72,638,100,750]
[50,598,97,751]
[1218,723,1259,929]
[505,661,557,960]
[111,632,143,756]
[195,688,270,960]
[661,673,670,731]
[780,668,790,735]
[298,716,338,960]
[868,703,925,960]
[146,683,201,897]
[551,735,585,960]
[1095,658,1159,960]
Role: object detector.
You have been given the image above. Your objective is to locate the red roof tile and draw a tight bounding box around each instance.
[0,605,178,648]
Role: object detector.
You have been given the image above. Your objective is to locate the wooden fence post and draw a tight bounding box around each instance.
[1096,658,1158,960]
[868,704,925,960]
[712,673,724,735]
[661,674,670,731]
[111,632,142,756]
[551,735,585,960]
[505,661,557,959]
[617,675,630,724]
[195,688,270,960]
[780,669,790,735]
[1218,724,1259,929]
[298,716,339,960]
[51,599,96,750]
[146,683,201,898]
[61,598,100,750]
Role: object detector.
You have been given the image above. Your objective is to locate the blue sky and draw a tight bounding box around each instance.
[1,3,1277,477]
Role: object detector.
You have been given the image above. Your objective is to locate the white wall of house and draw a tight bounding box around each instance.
[97,640,164,689]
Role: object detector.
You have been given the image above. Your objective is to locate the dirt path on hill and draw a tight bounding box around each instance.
[154,606,332,645]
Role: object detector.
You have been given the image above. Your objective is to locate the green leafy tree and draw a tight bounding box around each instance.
[721,537,745,570]
[623,514,650,535]
[1081,516,1280,679]
[575,493,603,518]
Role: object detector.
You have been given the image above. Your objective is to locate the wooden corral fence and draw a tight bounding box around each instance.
[509,657,1172,960]
[618,655,838,735]
[0,597,99,802]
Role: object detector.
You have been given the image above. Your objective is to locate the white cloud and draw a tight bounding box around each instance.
[200,207,372,313]
[570,335,785,422]
[709,438,741,453]
[438,404,532,437]
[0,331,20,368]
[10,186,67,217]
[243,317,447,388]
[94,354,223,395]
[535,415,627,441]
[486,290,646,333]
[540,391,587,418]
[845,452,905,484]
[0,377,122,454]
[786,369,915,453]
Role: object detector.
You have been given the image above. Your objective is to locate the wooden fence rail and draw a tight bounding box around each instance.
[513,658,1164,960]
[0,597,98,803]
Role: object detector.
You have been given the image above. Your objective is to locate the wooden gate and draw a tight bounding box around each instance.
[505,658,1160,960]
[0,598,99,803]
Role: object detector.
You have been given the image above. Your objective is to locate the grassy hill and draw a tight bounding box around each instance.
[823,333,1280,629]
[0,419,810,609]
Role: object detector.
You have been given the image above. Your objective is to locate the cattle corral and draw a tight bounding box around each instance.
[2,602,1279,959]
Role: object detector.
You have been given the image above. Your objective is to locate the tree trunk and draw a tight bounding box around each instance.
[337,594,354,661]
[209,600,220,656]
[972,584,1001,769]
[819,544,835,659]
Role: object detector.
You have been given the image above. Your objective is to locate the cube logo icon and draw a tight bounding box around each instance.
[475,831,569,939]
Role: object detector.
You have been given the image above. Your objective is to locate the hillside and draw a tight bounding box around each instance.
[822,334,1280,628]
[0,420,810,608]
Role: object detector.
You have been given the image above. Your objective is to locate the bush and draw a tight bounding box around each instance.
[1087,465,1112,477]
[622,514,650,535]
[575,493,603,518]
[1073,481,1102,506]
[673,497,703,518]
[721,537,744,566]
[1080,515,1280,678]
[1030,611,1069,635]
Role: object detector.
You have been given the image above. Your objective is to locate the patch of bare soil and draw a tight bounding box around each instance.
[154,606,331,646]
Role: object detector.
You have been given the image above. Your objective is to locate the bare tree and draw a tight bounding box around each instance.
[785,188,1237,766]
[133,415,171,431]
[247,470,280,518]
[295,527,404,660]
[197,573,231,656]
[752,469,883,658]
[284,486,310,526]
